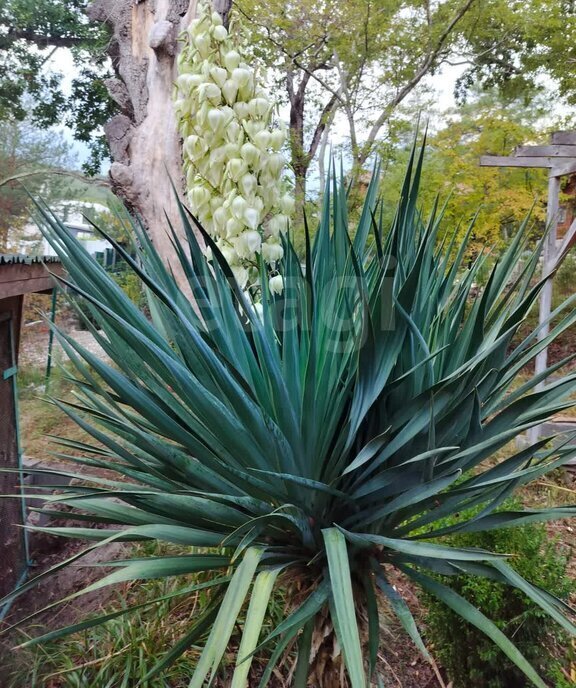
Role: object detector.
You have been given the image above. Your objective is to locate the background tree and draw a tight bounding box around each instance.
[374,92,561,255]
[0,117,78,251]
[235,0,576,220]
[0,0,114,175]
[3,0,576,252]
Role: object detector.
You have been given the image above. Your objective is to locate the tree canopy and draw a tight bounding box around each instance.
[236,0,576,199]
[0,117,78,251]
[0,0,114,174]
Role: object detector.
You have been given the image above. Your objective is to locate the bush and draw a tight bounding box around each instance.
[425,502,574,688]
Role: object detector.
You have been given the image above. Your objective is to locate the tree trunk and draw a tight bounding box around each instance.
[293,166,307,231]
[87,0,198,264]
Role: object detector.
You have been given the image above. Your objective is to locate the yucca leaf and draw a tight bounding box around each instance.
[232,567,280,688]
[189,547,263,688]
[405,568,546,688]
[323,528,366,688]
[372,562,430,662]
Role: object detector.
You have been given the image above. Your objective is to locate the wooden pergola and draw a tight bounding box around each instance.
[0,255,63,615]
[481,131,576,385]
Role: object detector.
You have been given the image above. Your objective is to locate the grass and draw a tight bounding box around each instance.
[4,542,291,688]
[17,362,98,464]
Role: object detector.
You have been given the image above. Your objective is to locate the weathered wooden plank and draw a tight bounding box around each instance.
[550,160,576,178]
[0,277,57,300]
[480,155,555,168]
[552,131,576,145]
[515,144,576,158]
[0,263,63,299]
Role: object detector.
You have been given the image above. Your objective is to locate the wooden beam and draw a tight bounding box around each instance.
[515,144,576,158]
[0,263,63,299]
[550,160,576,178]
[552,131,576,145]
[480,155,556,169]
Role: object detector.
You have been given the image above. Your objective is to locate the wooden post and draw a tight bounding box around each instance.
[480,132,576,444]
[534,174,560,389]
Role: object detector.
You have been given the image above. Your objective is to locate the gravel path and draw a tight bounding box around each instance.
[19,324,110,369]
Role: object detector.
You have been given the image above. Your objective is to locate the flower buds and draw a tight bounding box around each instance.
[213,25,227,41]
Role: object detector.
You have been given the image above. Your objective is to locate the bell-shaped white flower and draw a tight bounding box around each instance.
[221,245,238,266]
[189,185,211,209]
[188,17,207,38]
[240,142,260,166]
[207,108,225,132]
[253,130,271,150]
[243,207,261,230]
[222,79,238,105]
[279,193,295,215]
[238,173,257,196]
[210,66,228,88]
[199,83,222,105]
[193,32,211,58]
[231,67,251,88]
[233,102,250,120]
[268,214,290,237]
[210,145,228,166]
[231,195,248,220]
[232,265,249,288]
[270,128,286,151]
[184,135,206,161]
[269,274,284,295]
[252,302,264,320]
[235,230,262,258]
[213,24,227,41]
[213,206,228,230]
[225,121,242,144]
[223,50,241,72]
[177,73,203,95]
[248,97,270,118]
[266,153,285,177]
[262,240,284,265]
[226,158,248,182]
[226,217,244,237]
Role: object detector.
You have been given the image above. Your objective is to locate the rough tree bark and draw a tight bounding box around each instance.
[87,0,200,264]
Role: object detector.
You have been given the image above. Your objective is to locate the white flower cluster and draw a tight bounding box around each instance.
[175,2,293,292]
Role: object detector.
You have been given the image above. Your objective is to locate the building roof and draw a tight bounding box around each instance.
[0,255,64,300]
[0,254,61,266]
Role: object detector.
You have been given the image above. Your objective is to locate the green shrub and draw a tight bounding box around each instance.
[425,501,574,687]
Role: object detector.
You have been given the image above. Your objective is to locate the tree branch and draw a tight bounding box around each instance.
[306,92,339,166]
[0,169,111,189]
[358,0,477,165]
[6,28,86,49]
[233,3,345,106]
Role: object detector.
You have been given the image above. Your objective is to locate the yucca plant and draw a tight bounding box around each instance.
[3,148,576,687]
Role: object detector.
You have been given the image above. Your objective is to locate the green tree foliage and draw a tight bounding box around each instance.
[0,0,115,173]
[0,117,77,251]
[236,0,576,202]
[375,94,563,253]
